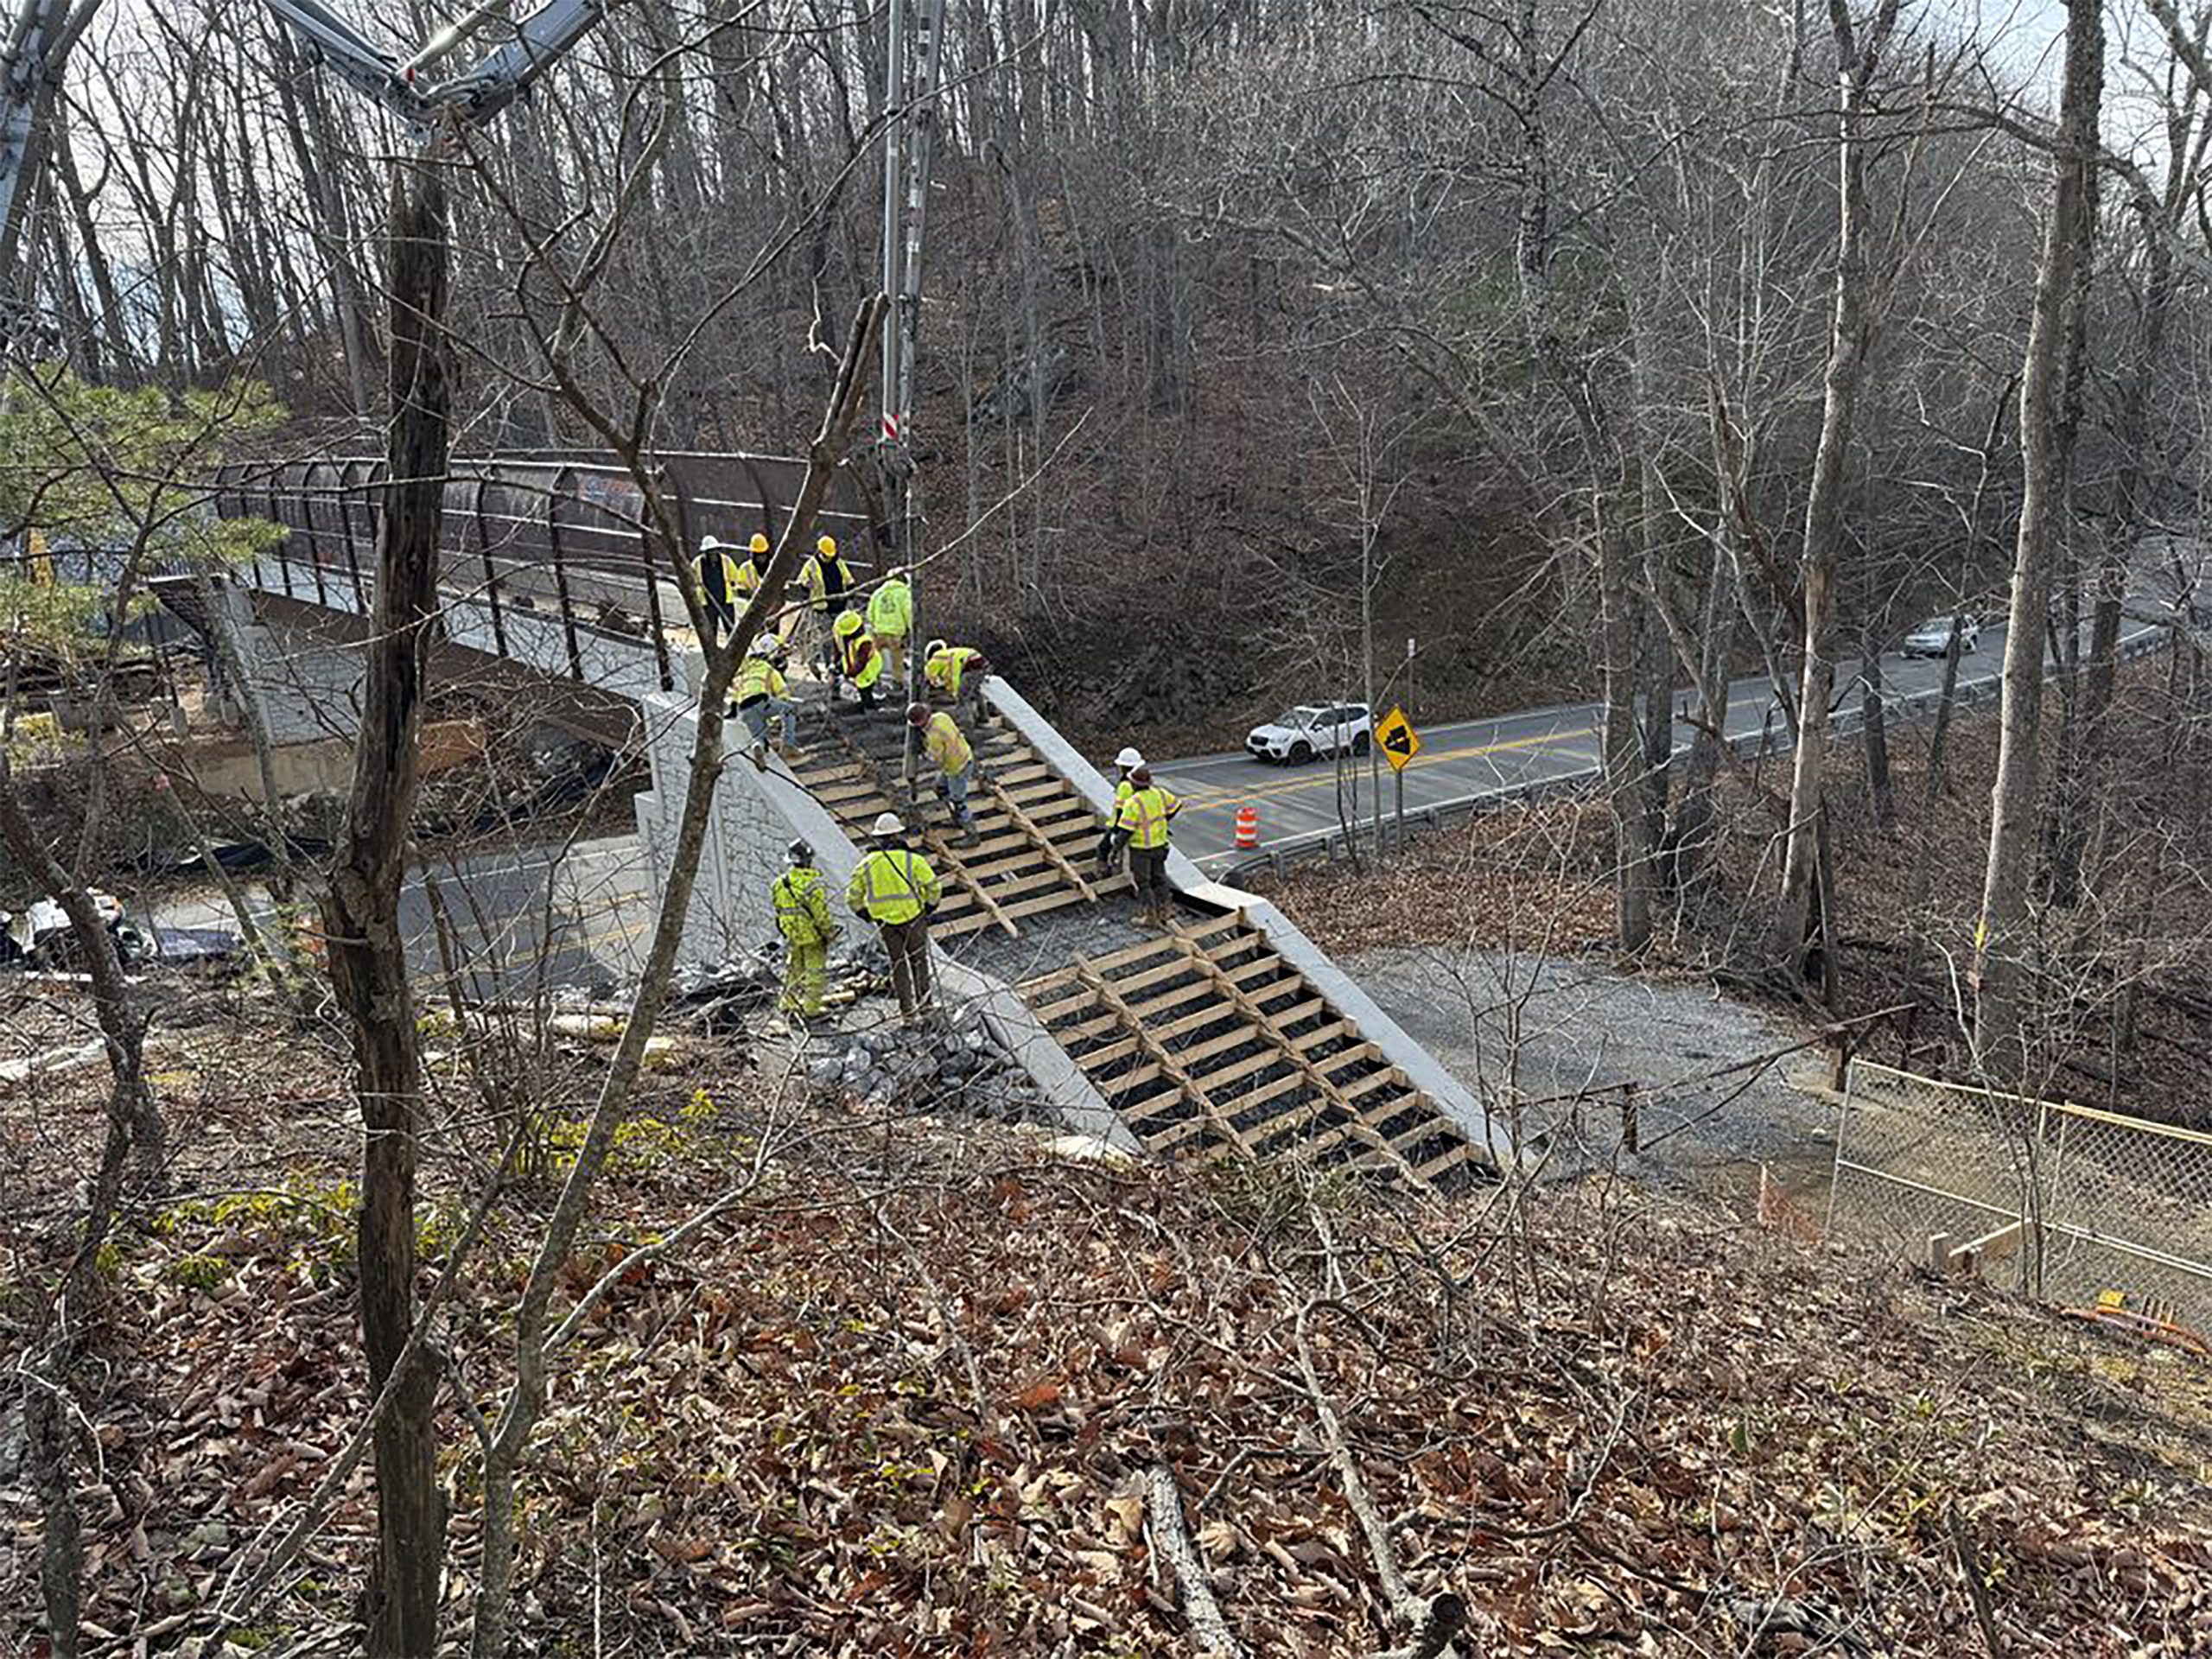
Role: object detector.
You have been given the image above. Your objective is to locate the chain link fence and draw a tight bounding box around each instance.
[1826,1059,2212,1337]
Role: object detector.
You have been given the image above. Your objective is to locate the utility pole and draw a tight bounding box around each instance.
[874,0,947,785]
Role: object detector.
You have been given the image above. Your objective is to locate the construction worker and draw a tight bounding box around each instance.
[1112,764,1181,927]
[923,637,992,716]
[771,839,837,1019]
[832,600,886,711]
[1096,745,1144,874]
[909,700,978,839]
[867,567,913,687]
[732,635,804,761]
[802,534,855,678]
[692,535,743,650]
[847,811,942,1020]
[734,532,768,602]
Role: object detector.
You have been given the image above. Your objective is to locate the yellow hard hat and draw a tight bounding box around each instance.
[748,532,768,555]
[816,534,837,557]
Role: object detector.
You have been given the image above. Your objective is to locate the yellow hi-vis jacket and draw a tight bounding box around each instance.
[925,644,984,697]
[733,558,761,599]
[833,612,883,689]
[696,549,741,604]
[868,576,912,641]
[1116,785,1181,850]
[734,655,787,706]
[804,551,855,613]
[847,848,942,925]
[772,866,836,946]
[922,710,972,777]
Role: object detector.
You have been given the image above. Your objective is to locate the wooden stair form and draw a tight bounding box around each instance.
[787,702,1128,940]
[1020,912,1481,1192]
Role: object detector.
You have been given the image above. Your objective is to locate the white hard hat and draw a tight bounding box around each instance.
[699,534,730,552]
[872,811,905,836]
[1115,746,1143,769]
[747,634,776,656]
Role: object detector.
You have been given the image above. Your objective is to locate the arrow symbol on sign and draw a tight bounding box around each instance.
[1382,727,1414,754]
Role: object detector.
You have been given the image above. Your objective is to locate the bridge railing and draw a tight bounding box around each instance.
[214,451,870,694]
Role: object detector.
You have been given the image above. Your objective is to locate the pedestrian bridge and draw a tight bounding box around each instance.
[209,454,1512,1184]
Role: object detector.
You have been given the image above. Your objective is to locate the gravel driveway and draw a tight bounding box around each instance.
[1343,944,1842,1188]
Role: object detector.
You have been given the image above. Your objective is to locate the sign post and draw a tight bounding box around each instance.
[1374,704,1420,852]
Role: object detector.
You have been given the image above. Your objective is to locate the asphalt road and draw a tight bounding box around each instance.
[1153,613,2170,874]
[137,603,2175,985]
[145,833,657,997]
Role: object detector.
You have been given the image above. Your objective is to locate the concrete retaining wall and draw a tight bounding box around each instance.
[984,679,1515,1167]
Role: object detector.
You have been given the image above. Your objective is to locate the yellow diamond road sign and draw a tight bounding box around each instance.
[1375,706,1420,771]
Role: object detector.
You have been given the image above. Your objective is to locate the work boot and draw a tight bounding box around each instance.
[775,741,810,765]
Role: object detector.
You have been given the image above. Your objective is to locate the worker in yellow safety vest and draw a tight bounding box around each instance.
[733,532,767,601]
[1096,745,1144,875]
[1112,765,1181,927]
[801,535,855,677]
[867,568,913,687]
[846,811,943,1019]
[908,701,978,838]
[731,635,804,761]
[771,839,838,1018]
[832,601,885,711]
[692,536,743,650]
[923,638,992,715]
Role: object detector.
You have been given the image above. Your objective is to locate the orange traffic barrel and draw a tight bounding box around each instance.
[1235,805,1260,849]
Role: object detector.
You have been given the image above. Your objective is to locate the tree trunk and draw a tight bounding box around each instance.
[322,157,450,1659]
[1771,0,1901,975]
[0,754,163,1659]
[1500,0,1654,950]
[1861,633,1892,828]
[467,296,887,1659]
[1974,0,2103,1076]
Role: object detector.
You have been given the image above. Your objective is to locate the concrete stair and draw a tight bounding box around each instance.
[787,700,1133,941]
[1018,912,1483,1192]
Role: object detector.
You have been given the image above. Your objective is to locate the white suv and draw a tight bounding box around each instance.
[1245,702,1374,764]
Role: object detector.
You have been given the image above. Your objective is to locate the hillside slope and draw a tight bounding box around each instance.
[3,988,2208,1654]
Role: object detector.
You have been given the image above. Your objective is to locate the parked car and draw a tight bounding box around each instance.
[1245,702,1373,764]
[1902,613,1981,658]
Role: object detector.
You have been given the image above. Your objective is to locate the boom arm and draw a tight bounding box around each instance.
[258,0,612,131]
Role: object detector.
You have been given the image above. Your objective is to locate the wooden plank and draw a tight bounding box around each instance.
[1076,957,1247,1161]
[1217,1068,1319,1117]
[1316,1042,1382,1076]
[1170,1020,1268,1071]
[1187,1047,1287,1095]
[1416,1144,1469,1183]
[1000,887,1094,924]
[1291,1020,1353,1054]
[1163,931,1423,1187]
[920,831,1020,938]
[989,779,1101,905]
[1338,1067,1404,1103]
[1027,985,1101,1025]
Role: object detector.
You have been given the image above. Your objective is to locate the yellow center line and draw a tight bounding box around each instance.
[1173,723,1603,810]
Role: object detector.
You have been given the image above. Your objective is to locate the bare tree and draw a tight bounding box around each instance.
[1770,0,1904,976]
[1974,0,2105,1073]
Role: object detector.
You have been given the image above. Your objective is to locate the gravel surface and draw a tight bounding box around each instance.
[1341,944,1840,1189]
